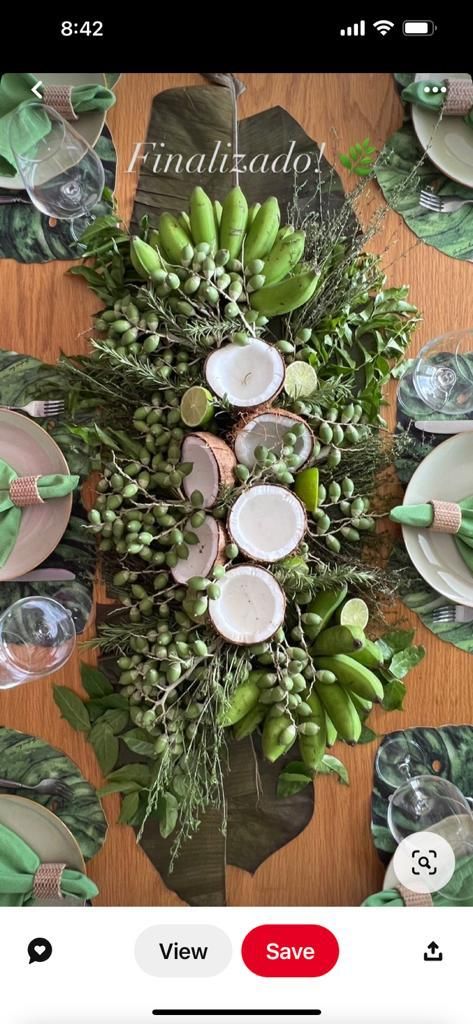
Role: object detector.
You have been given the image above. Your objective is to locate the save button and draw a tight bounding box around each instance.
[241,924,339,977]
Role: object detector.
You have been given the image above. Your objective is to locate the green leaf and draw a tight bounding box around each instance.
[380,629,415,656]
[355,166,371,176]
[277,761,313,798]
[106,763,151,787]
[118,791,140,825]
[91,694,129,710]
[94,709,129,735]
[79,214,121,243]
[95,424,118,449]
[53,686,91,733]
[358,726,378,744]
[339,153,352,170]
[317,755,349,784]
[158,791,179,839]
[349,145,358,160]
[80,663,114,698]
[122,729,156,758]
[389,644,425,679]
[381,677,407,711]
[97,780,143,797]
[89,722,119,776]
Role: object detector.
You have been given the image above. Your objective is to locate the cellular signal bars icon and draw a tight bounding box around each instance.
[340,20,366,36]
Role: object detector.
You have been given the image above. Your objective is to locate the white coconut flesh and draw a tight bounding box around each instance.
[205,339,285,408]
[228,484,306,562]
[181,433,235,508]
[171,516,223,585]
[234,411,313,469]
[209,565,285,644]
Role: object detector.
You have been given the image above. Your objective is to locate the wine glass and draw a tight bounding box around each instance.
[398,328,473,416]
[0,597,76,689]
[375,733,433,791]
[387,775,473,845]
[8,102,105,242]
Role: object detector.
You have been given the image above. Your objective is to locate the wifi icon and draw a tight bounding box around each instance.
[373,19,395,35]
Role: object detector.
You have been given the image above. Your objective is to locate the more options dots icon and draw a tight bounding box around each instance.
[393,831,455,895]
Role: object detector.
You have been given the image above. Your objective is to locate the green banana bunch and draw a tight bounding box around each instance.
[315,654,384,702]
[158,213,192,264]
[250,270,319,316]
[130,237,166,280]
[311,625,365,657]
[220,672,261,727]
[219,186,249,258]
[262,230,305,286]
[262,712,297,762]
[298,690,326,770]
[314,680,362,743]
[190,186,218,252]
[244,196,281,263]
[234,703,266,740]
[303,587,348,640]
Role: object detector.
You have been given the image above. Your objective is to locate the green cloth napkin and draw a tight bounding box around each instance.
[390,498,473,575]
[0,458,79,567]
[0,73,116,176]
[402,80,473,128]
[363,854,473,906]
[0,821,98,905]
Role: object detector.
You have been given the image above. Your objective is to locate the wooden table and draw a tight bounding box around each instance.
[1,73,471,907]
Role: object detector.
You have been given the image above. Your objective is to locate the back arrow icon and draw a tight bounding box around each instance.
[31,82,43,99]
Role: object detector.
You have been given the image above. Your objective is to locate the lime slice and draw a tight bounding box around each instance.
[339,597,369,630]
[295,467,319,513]
[284,361,318,399]
[180,386,214,427]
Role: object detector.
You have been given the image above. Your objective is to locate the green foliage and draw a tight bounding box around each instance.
[339,138,377,176]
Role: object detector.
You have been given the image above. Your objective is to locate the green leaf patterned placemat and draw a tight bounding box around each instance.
[393,377,473,654]
[0,349,96,632]
[372,726,473,862]
[0,726,107,861]
[375,73,473,262]
[0,127,117,264]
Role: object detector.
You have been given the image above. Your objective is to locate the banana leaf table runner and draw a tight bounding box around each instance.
[0,726,107,862]
[101,81,352,905]
[375,73,473,262]
[0,350,95,631]
[372,726,473,863]
[392,375,473,654]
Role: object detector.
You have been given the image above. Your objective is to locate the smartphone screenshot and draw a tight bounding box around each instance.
[0,12,471,1023]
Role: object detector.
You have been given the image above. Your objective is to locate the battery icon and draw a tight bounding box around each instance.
[403,19,436,35]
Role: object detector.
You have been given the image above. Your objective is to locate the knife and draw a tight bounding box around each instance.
[5,569,76,583]
[414,420,473,434]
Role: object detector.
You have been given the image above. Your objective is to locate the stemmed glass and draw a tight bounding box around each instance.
[398,329,473,416]
[375,733,435,790]
[8,102,105,242]
[0,597,76,689]
[387,775,473,845]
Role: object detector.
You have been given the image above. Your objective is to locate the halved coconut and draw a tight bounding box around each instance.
[205,339,285,408]
[171,517,226,585]
[209,565,285,645]
[181,432,236,508]
[228,484,306,563]
[234,408,313,469]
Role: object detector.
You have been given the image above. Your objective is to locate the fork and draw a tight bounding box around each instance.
[0,776,72,802]
[432,605,473,624]
[0,400,65,418]
[419,189,473,214]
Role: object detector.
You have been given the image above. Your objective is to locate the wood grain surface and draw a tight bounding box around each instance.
[1,72,471,908]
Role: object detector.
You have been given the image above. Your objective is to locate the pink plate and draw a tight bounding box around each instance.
[0,410,73,581]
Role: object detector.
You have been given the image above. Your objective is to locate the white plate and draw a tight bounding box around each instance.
[412,73,473,188]
[0,72,108,191]
[402,432,473,605]
[0,794,85,905]
[0,410,72,580]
